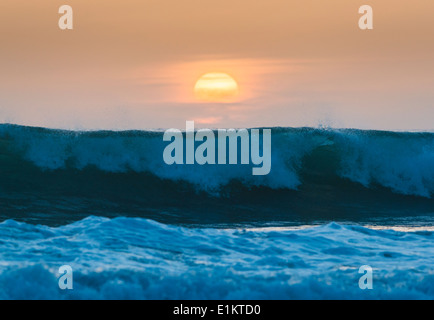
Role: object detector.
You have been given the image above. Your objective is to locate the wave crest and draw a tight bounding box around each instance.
[1,124,433,198]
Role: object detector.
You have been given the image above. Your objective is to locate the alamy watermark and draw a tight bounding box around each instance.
[58,265,73,290]
[358,265,373,290]
[55,5,373,31]
[163,121,272,176]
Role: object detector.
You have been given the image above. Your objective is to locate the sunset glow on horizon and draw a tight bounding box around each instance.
[0,0,433,130]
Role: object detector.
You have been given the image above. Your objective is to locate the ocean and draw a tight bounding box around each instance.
[0,123,433,299]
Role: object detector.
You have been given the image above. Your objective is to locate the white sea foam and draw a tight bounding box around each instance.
[0,217,432,299]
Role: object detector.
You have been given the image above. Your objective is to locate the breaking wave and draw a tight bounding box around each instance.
[1,124,433,226]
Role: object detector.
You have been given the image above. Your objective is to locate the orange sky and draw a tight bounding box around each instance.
[0,0,433,130]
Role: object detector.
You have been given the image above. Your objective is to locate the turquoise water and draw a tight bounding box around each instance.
[0,124,433,299]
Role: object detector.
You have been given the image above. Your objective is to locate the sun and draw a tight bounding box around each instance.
[194,72,239,102]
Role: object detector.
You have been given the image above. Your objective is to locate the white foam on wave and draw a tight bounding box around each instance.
[2,124,434,197]
[334,130,434,197]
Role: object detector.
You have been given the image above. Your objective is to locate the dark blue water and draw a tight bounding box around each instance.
[0,124,433,299]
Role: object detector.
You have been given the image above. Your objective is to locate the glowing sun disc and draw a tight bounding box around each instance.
[194,73,239,102]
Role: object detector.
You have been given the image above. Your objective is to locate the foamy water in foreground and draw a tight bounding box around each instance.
[0,217,432,300]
